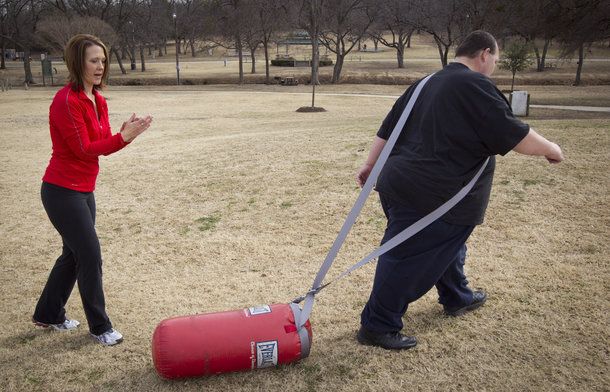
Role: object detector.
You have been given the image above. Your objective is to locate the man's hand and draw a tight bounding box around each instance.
[356,163,373,187]
[545,142,564,164]
[355,136,388,188]
[513,128,565,164]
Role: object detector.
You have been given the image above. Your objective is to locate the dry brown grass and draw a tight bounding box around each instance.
[0,86,608,391]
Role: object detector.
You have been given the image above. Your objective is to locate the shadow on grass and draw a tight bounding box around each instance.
[1,328,97,351]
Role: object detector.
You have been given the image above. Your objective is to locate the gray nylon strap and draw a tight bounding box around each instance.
[289,303,311,358]
[295,71,493,328]
[296,74,434,328]
[325,156,489,285]
[296,160,488,329]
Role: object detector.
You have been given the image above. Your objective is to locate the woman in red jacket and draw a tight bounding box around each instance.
[32,34,152,346]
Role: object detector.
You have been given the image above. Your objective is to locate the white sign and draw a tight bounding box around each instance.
[511,91,529,116]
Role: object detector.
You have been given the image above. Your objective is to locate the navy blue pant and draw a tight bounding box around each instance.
[33,182,112,335]
[361,193,475,333]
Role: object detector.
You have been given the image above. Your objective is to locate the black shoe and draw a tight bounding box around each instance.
[444,290,487,317]
[357,326,417,350]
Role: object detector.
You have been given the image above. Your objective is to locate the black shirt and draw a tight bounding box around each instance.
[376,62,530,225]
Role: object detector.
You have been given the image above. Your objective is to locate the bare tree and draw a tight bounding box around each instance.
[501,0,560,72]
[295,0,325,86]
[1,0,8,69]
[412,0,468,67]
[319,0,375,83]
[252,0,286,82]
[49,0,137,74]
[554,0,610,85]
[149,0,172,58]
[239,1,261,74]
[174,0,207,57]
[369,0,413,68]
[1,0,48,84]
[38,15,118,50]
[216,0,247,83]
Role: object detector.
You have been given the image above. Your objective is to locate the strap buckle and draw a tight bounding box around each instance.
[291,284,328,304]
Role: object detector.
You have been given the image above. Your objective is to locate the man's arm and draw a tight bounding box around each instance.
[356,136,387,187]
[512,128,564,163]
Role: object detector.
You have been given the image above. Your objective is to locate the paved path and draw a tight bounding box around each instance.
[529,104,610,112]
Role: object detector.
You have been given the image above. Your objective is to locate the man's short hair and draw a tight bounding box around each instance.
[455,30,497,58]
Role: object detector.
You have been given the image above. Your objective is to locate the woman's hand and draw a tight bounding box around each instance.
[120,113,153,143]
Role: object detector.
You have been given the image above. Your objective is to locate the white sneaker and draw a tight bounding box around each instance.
[91,328,123,346]
[33,317,80,331]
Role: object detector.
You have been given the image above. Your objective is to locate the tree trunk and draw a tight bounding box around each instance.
[310,30,320,86]
[158,43,163,57]
[129,46,136,70]
[112,47,127,74]
[190,38,196,57]
[236,35,244,84]
[331,34,342,83]
[511,71,516,92]
[309,0,321,88]
[250,47,256,74]
[406,30,413,48]
[23,47,34,84]
[434,37,447,67]
[539,39,550,71]
[534,45,541,71]
[148,45,152,56]
[331,54,344,83]
[357,39,361,51]
[396,44,405,68]
[139,45,146,72]
[373,38,378,51]
[164,39,167,55]
[574,43,584,86]
[121,47,127,60]
[0,39,6,70]
[263,40,270,84]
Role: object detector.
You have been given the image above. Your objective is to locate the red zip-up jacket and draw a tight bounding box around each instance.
[42,84,128,192]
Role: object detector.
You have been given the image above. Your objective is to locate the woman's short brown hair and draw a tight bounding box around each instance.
[64,34,109,91]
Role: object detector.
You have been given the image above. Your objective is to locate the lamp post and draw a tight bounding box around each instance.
[128,21,136,70]
[173,12,180,85]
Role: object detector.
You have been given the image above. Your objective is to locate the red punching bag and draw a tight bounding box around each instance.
[152,303,312,379]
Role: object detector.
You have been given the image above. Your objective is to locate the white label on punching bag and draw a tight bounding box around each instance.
[248,305,271,316]
[256,340,278,368]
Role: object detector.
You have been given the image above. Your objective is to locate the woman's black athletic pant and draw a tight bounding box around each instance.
[33,182,112,335]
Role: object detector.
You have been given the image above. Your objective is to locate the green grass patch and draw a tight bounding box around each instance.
[280,201,293,209]
[195,214,221,231]
[523,178,542,186]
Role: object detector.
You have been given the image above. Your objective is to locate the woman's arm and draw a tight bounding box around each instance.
[53,94,126,159]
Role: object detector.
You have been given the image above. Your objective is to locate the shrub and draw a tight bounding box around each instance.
[500,41,534,92]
